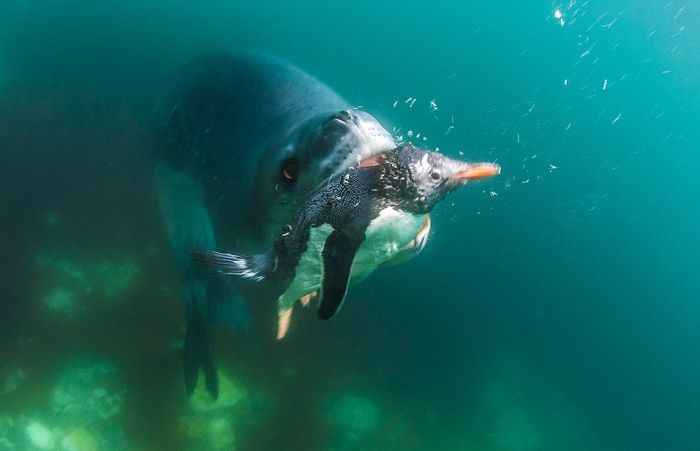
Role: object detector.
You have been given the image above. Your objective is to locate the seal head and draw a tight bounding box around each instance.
[249,109,395,243]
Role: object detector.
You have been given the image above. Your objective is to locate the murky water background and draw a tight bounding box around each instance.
[1,1,698,450]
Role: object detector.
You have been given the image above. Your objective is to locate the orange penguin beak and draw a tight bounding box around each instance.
[451,163,501,181]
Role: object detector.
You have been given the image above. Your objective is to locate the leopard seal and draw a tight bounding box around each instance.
[154,51,415,397]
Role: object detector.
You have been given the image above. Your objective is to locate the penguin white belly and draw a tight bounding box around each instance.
[278,208,427,310]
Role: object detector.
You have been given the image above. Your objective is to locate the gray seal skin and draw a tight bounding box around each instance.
[154,52,397,398]
[192,144,501,335]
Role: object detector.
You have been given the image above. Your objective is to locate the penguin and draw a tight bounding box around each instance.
[192,143,500,334]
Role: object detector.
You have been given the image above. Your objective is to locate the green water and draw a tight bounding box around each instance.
[1,1,698,450]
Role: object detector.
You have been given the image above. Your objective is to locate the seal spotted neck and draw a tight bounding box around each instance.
[192,143,500,334]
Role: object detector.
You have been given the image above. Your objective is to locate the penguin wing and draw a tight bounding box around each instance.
[318,213,371,320]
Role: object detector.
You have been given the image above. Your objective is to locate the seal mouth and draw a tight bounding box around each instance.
[328,110,353,126]
[325,110,396,178]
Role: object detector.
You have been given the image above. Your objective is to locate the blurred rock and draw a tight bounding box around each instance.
[61,427,99,451]
[41,287,81,318]
[52,359,125,420]
[0,365,27,395]
[35,252,140,318]
[181,369,273,451]
[25,421,55,450]
[189,370,247,413]
[324,393,380,449]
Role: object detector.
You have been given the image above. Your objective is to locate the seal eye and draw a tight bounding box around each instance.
[430,171,440,181]
[280,158,299,184]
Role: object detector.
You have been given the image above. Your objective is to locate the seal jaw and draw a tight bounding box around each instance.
[321,110,396,179]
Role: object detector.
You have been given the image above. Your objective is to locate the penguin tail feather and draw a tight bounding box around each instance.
[191,249,275,282]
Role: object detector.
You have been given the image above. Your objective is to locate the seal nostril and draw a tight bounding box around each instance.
[331,110,352,123]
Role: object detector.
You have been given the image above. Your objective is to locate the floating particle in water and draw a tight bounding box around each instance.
[674,6,686,20]
[429,99,438,111]
[392,100,398,108]
[407,130,413,137]
[611,112,622,125]
[445,125,454,136]
[404,97,413,104]
[553,9,565,26]
[408,98,416,108]
[603,79,608,90]
[415,133,421,139]
[489,191,498,197]
[422,136,427,141]
[601,17,618,29]
[458,150,464,156]
[517,133,520,144]
[580,43,596,58]
[549,164,559,172]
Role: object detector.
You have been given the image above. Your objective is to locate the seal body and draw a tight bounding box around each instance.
[154,51,397,397]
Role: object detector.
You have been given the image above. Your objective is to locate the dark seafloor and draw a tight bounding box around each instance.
[1,1,698,450]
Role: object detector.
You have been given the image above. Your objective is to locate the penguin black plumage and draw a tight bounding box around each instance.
[192,143,500,338]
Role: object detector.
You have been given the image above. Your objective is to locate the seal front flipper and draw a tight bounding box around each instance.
[191,249,277,282]
[318,217,370,320]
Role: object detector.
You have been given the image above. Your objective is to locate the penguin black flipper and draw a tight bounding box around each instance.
[318,214,371,320]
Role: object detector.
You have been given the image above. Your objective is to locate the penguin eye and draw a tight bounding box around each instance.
[430,171,440,181]
[280,158,299,184]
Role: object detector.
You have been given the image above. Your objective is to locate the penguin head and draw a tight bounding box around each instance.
[396,144,501,213]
